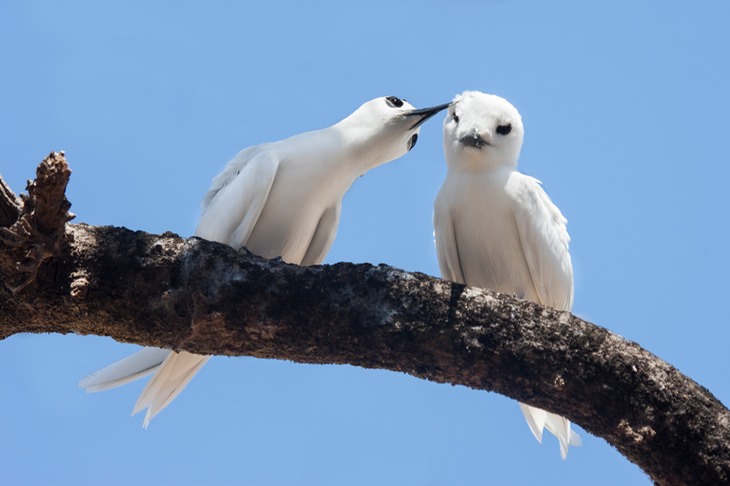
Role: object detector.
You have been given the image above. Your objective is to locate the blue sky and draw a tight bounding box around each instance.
[2,1,729,484]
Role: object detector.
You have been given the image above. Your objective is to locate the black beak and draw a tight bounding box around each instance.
[404,102,451,129]
[459,132,489,149]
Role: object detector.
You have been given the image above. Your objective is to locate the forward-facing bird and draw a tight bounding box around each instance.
[80,96,450,428]
[433,91,581,458]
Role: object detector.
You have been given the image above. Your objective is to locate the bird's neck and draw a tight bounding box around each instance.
[279,126,368,187]
[448,154,518,174]
[329,123,397,177]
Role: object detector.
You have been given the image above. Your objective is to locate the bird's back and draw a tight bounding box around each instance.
[197,130,352,264]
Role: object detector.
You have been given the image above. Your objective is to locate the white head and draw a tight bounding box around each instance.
[336,96,450,172]
[443,91,524,172]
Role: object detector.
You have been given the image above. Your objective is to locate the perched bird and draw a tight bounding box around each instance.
[433,91,581,458]
[80,96,450,428]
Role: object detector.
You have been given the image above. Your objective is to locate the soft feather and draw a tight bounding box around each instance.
[132,352,211,429]
[80,96,450,427]
[79,347,170,393]
[435,91,580,458]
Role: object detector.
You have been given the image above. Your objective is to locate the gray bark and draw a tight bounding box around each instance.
[1,153,728,485]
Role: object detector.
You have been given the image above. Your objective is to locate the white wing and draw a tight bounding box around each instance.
[195,146,280,248]
[132,351,211,429]
[433,204,465,284]
[94,147,279,428]
[300,204,341,266]
[511,173,578,458]
[510,174,573,311]
[79,347,170,392]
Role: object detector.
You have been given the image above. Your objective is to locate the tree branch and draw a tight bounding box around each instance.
[0,152,74,293]
[0,174,21,228]
[1,155,728,485]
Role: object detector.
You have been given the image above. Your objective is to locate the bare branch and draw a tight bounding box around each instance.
[1,156,728,485]
[0,152,74,292]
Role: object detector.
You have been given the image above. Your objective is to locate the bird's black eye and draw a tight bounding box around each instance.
[452,112,459,123]
[385,96,404,108]
[496,124,512,135]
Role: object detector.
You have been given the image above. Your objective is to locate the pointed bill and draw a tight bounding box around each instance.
[404,102,451,129]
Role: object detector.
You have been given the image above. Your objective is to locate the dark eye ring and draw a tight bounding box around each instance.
[452,112,459,123]
[385,96,404,108]
[496,124,512,135]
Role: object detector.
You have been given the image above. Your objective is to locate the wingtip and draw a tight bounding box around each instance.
[78,374,95,389]
[131,399,147,416]
[558,425,582,459]
[78,375,105,393]
[142,408,155,429]
[131,405,153,429]
[569,430,583,447]
[560,443,568,460]
[518,402,546,443]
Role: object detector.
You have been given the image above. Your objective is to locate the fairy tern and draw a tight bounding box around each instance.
[433,90,581,458]
[80,95,450,428]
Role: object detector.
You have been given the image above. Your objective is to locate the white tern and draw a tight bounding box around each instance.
[80,96,450,428]
[433,91,581,458]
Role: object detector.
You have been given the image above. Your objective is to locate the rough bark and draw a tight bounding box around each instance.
[1,153,728,485]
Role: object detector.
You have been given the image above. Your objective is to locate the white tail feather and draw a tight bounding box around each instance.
[78,347,170,392]
[519,403,582,459]
[518,402,547,443]
[132,351,211,429]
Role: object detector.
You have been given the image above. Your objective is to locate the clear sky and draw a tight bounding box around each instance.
[2,1,729,485]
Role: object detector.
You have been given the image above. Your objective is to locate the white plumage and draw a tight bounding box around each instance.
[80,96,450,427]
[433,91,581,458]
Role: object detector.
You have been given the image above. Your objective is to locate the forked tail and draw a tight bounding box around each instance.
[132,351,210,428]
[518,402,582,459]
[79,347,210,428]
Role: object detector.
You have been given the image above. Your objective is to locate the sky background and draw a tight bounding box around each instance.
[1,1,729,485]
